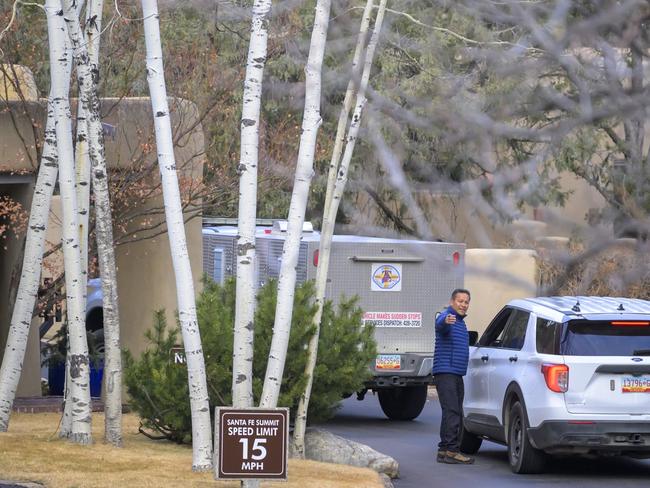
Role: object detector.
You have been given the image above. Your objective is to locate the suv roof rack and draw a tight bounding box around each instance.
[522,296,650,315]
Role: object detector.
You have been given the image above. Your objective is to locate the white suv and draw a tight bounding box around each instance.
[461,296,650,474]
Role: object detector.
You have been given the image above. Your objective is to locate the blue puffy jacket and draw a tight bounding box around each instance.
[432,306,469,376]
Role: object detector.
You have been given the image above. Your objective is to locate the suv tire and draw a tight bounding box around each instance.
[507,401,546,474]
[459,422,483,454]
[378,385,427,420]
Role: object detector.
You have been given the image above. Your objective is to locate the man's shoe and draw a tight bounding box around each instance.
[436,450,449,463]
[443,451,475,464]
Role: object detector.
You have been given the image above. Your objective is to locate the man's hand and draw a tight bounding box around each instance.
[445,314,456,325]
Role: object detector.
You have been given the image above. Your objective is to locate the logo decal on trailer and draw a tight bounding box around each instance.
[371,263,402,291]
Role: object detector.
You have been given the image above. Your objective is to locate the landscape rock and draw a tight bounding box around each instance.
[379,473,395,488]
[0,481,45,488]
[295,428,399,479]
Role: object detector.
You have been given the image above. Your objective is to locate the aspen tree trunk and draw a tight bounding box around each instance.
[0,3,67,428]
[63,0,124,446]
[60,346,72,437]
[59,0,86,440]
[88,0,124,446]
[234,3,272,485]
[292,0,384,457]
[321,0,374,223]
[233,0,272,413]
[74,24,91,295]
[70,61,90,440]
[73,0,101,305]
[260,0,333,408]
[49,0,93,445]
[141,0,212,470]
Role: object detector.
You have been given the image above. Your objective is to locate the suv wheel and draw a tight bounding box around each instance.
[459,421,482,454]
[507,401,546,474]
[378,385,427,420]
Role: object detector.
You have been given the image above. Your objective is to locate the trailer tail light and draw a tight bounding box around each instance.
[452,251,460,266]
[542,363,569,393]
[611,321,650,326]
[313,249,319,267]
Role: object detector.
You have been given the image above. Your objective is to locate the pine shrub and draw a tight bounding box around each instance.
[124,279,376,443]
[123,311,192,443]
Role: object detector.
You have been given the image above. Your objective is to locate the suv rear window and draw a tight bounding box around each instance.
[561,320,650,356]
[536,318,560,354]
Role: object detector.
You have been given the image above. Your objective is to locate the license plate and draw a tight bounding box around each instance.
[376,354,401,370]
[621,376,650,393]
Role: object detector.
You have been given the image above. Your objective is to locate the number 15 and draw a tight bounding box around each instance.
[239,438,267,460]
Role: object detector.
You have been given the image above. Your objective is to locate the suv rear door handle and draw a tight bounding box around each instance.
[481,355,489,362]
[509,355,518,363]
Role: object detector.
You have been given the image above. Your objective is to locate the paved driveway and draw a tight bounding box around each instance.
[321,392,650,488]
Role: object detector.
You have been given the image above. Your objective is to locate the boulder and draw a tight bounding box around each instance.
[379,473,395,488]
[295,428,399,479]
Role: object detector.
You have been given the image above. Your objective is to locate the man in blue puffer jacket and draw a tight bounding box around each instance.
[433,288,474,465]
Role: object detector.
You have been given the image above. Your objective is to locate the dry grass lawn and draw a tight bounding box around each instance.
[0,413,382,488]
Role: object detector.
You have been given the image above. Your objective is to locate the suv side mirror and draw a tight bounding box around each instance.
[468,331,479,346]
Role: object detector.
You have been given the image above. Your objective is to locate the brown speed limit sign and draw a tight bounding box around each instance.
[214,407,289,480]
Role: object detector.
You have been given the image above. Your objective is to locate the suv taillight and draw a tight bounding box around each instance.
[542,363,569,393]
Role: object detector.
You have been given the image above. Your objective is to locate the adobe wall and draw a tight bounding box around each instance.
[464,249,539,336]
[43,195,204,361]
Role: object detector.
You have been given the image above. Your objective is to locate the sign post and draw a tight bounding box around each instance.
[214,407,289,481]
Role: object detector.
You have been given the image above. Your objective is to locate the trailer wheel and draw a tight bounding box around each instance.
[378,385,427,420]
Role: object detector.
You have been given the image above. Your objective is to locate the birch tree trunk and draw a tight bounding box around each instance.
[63,0,124,446]
[233,0,272,414]
[49,0,93,445]
[73,0,101,304]
[292,0,385,457]
[89,0,124,447]
[234,4,272,485]
[321,0,374,223]
[0,1,67,428]
[60,344,72,436]
[59,0,86,440]
[260,0,332,408]
[74,34,91,296]
[141,0,212,470]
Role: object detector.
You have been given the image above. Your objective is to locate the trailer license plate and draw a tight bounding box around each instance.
[376,354,401,370]
[622,376,650,393]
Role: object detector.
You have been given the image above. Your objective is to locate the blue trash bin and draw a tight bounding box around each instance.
[90,363,104,398]
[47,362,103,397]
[48,363,65,396]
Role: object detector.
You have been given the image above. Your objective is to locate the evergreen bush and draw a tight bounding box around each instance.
[124,279,376,443]
[123,311,192,443]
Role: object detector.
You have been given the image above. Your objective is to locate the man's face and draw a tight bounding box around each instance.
[450,292,470,315]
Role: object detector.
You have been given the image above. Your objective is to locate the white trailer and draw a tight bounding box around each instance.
[202,221,465,420]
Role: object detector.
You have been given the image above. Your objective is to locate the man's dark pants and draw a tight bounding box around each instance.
[435,373,464,452]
